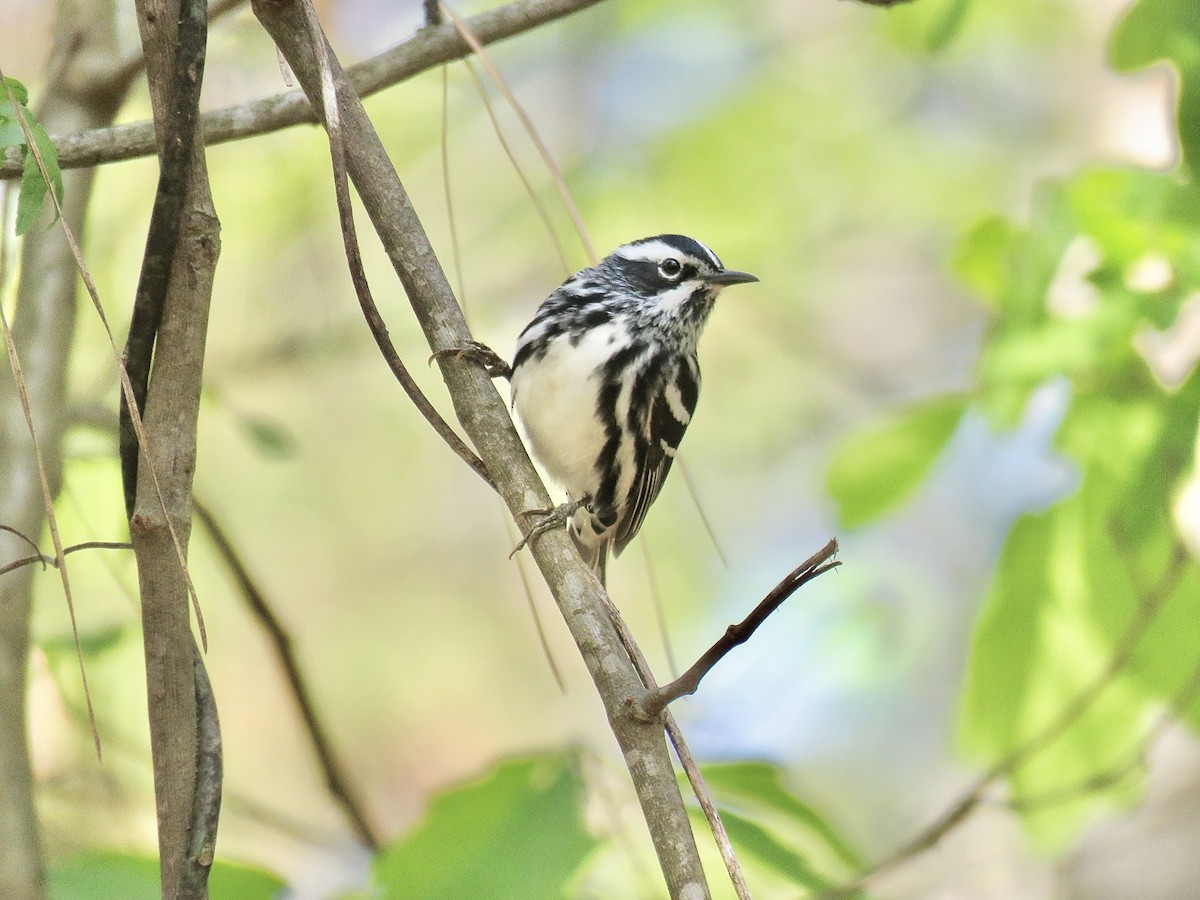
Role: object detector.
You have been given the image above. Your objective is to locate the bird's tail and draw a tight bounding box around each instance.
[571,529,609,588]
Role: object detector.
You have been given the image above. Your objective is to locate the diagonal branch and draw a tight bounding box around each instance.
[302,0,492,489]
[248,1,710,896]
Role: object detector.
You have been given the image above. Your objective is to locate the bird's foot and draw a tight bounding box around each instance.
[430,340,512,380]
[510,499,586,558]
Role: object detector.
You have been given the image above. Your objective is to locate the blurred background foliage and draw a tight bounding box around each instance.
[3,0,1199,896]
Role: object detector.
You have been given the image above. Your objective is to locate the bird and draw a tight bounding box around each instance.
[509,234,757,584]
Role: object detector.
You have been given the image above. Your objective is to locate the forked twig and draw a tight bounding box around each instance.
[0,539,132,578]
[0,224,103,758]
[641,539,841,718]
[0,66,210,651]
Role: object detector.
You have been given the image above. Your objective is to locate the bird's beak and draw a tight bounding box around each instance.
[706,269,759,287]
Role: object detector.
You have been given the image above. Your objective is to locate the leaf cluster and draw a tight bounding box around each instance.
[826,0,1200,844]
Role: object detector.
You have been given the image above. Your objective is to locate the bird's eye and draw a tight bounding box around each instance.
[658,258,682,279]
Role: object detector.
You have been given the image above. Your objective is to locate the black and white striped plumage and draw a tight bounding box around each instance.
[510,234,757,583]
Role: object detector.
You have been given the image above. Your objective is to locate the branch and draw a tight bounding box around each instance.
[641,539,841,718]
[0,0,607,179]
[193,499,380,849]
[129,0,224,894]
[248,1,710,895]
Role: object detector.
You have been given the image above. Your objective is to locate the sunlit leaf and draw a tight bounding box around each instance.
[954,215,1015,309]
[826,395,966,528]
[373,754,595,900]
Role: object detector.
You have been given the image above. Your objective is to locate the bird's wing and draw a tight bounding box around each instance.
[612,355,700,556]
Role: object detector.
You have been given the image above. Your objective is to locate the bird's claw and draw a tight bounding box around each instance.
[430,340,513,380]
[509,499,585,558]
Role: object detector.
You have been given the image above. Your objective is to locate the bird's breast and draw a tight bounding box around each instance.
[511,322,633,499]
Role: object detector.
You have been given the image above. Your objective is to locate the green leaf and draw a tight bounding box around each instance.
[16,119,63,235]
[373,754,595,900]
[0,119,22,147]
[2,76,29,106]
[239,415,298,458]
[209,859,287,898]
[926,0,975,53]
[953,215,1016,309]
[701,762,862,871]
[1111,0,1200,172]
[40,624,127,662]
[826,395,966,528]
[957,496,1147,846]
[49,852,285,900]
[718,809,830,892]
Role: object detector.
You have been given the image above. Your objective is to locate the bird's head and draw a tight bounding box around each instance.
[597,234,758,344]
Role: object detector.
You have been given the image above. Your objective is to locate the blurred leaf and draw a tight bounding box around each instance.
[958,493,1147,846]
[238,414,298,459]
[209,860,287,898]
[718,809,830,892]
[49,852,285,900]
[953,215,1016,309]
[1111,0,1200,171]
[0,110,22,147]
[701,762,863,870]
[926,0,975,53]
[40,624,127,662]
[373,754,595,900]
[826,395,966,528]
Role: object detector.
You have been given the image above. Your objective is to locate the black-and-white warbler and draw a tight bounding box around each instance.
[511,234,757,583]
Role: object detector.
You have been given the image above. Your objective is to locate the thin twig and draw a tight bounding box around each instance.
[0,525,46,566]
[193,498,380,849]
[0,63,210,653]
[641,539,841,718]
[459,57,571,275]
[0,540,132,577]
[504,508,566,693]
[439,66,469,316]
[0,157,102,763]
[440,2,595,264]
[679,460,727,567]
